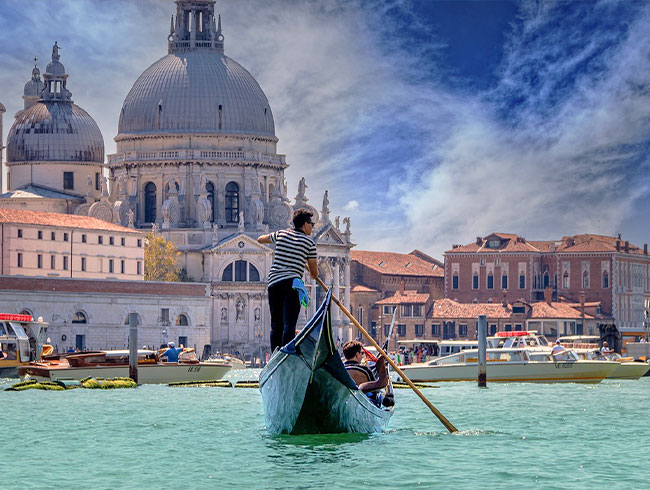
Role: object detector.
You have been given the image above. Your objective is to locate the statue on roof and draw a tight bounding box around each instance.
[52,41,60,61]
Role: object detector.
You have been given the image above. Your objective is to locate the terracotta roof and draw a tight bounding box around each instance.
[431,299,512,319]
[430,298,593,320]
[446,232,648,256]
[530,302,594,320]
[376,290,430,305]
[351,250,444,277]
[0,208,142,234]
[351,285,379,293]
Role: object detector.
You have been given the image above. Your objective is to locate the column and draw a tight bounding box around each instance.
[333,258,341,323]
[344,257,351,340]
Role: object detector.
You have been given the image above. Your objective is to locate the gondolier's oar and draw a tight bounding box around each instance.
[316,277,458,433]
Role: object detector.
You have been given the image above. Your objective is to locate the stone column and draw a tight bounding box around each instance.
[333,258,341,323]
[344,257,351,340]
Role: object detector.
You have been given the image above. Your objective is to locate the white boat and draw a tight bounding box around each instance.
[205,354,247,369]
[18,349,232,384]
[0,313,49,377]
[398,347,617,383]
[557,336,650,380]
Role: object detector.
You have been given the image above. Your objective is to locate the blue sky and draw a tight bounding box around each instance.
[1,0,649,258]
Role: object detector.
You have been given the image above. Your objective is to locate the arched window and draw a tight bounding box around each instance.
[582,270,589,289]
[144,182,157,223]
[562,271,569,289]
[20,309,33,317]
[472,273,479,289]
[543,271,550,288]
[124,313,142,325]
[225,182,239,223]
[176,314,189,326]
[487,273,494,289]
[602,271,609,288]
[222,260,260,282]
[72,311,87,324]
[206,182,215,222]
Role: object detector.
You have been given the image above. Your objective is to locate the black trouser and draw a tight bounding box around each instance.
[268,278,301,352]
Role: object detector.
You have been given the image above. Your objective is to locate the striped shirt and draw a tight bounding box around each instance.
[267,229,317,288]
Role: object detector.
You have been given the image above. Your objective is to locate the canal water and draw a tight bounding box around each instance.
[1,372,647,489]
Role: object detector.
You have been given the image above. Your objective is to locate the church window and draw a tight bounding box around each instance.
[206,182,216,222]
[222,263,233,281]
[218,105,223,130]
[95,173,100,191]
[225,182,239,223]
[72,311,87,324]
[235,260,247,281]
[602,271,609,289]
[176,314,190,326]
[144,182,157,223]
[63,172,74,190]
[249,263,260,282]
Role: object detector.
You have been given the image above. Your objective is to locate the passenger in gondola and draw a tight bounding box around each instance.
[342,340,393,408]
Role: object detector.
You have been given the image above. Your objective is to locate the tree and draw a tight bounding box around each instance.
[144,232,181,282]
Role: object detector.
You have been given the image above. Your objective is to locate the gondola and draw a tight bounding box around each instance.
[259,290,394,435]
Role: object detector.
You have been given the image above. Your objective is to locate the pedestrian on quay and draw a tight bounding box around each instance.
[258,209,319,352]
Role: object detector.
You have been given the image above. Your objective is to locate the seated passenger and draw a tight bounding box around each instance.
[160,341,183,363]
[342,341,391,407]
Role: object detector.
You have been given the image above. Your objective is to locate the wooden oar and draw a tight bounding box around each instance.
[316,277,458,433]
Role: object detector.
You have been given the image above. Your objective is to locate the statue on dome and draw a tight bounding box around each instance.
[52,42,60,61]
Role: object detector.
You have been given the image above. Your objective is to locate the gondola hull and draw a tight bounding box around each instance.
[259,291,393,434]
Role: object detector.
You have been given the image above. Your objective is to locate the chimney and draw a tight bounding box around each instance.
[476,236,482,245]
[616,240,620,252]
[579,290,586,317]
[625,241,629,253]
[399,279,405,295]
[544,286,552,305]
[502,289,507,307]
[644,244,648,255]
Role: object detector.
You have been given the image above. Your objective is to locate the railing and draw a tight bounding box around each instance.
[108,150,286,165]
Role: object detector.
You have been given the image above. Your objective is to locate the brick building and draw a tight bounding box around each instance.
[350,249,444,338]
[444,233,649,340]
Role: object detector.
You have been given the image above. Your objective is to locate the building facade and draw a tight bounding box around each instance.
[444,233,650,341]
[0,208,144,280]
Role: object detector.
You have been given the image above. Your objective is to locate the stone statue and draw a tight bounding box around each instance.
[254,307,260,322]
[52,41,60,60]
[212,223,219,243]
[100,176,108,197]
[238,210,245,231]
[221,307,228,322]
[236,299,244,321]
[335,216,340,230]
[321,190,330,224]
[152,223,160,235]
[343,217,350,234]
[128,209,134,228]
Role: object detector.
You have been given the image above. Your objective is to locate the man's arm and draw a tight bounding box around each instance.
[358,359,389,393]
[257,234,272,244]
[307,258,318,279]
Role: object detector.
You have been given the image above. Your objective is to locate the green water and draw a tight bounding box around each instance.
[1,371,647,489]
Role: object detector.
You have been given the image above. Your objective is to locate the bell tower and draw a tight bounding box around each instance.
[168,0,224,54]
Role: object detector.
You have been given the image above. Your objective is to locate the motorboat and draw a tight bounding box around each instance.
[259,289,394,434]
[557,336,650,380]
[18,349,232,384]
[205,354,247,369]
[398,347,617,383]
[0,313,49,377]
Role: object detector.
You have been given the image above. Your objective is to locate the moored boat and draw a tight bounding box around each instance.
[0,313,49,378]
[399,347,617,383]
[18,349,232,384]
[259,290,394,434]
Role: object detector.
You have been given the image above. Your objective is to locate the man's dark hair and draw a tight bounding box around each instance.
[342,340,363,360]
[293,209,314,229]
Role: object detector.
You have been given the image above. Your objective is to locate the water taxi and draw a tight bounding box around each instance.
[0,313,49,377]
[19,349,232,384]
[398,347,617,383]
[205,354,247,369]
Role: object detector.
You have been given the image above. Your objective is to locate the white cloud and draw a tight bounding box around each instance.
[344,200,359,212]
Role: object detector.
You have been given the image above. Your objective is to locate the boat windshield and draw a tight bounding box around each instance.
[8,322,28,339]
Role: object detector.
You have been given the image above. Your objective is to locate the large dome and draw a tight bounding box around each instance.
[117,52,275,138]
[7,102,104,163]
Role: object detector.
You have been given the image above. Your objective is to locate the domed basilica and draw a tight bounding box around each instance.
[0,0,355,351]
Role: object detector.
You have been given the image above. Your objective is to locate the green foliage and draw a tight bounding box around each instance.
[144,232,181,282]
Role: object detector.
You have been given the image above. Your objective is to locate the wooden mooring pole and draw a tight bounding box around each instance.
[129,312,139,384]
[477,314,487,388]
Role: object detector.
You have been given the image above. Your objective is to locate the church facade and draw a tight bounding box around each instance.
[0,0,354,357]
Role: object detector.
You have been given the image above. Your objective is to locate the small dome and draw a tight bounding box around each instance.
[7,102,104,163]
[118,52,275,137]
[24,77,44,97]
[46,60,65,76]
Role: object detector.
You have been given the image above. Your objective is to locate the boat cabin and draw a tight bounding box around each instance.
[557,335,600,349]
[0,313,48,375]
[66,350,159,367]
[487,331,549,349]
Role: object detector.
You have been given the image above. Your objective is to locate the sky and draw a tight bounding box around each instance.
[0,0,649,259]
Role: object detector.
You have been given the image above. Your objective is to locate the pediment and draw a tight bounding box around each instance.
[208,233,271,254]
[314,224,345,245]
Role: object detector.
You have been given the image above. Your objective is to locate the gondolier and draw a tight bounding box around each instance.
[258,209,319,351]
